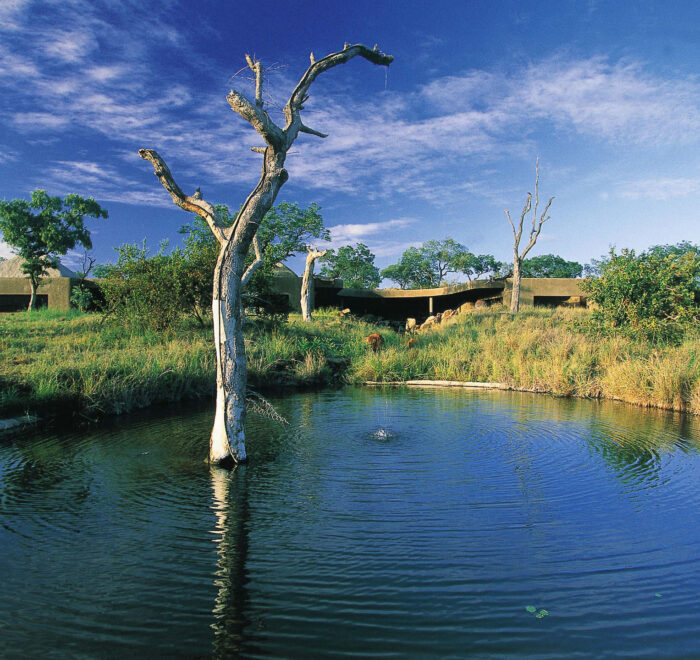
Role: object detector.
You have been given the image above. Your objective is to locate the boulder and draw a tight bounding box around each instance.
[405,317,417,333]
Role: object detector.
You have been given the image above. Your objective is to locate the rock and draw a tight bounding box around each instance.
[442,308,455,322]
[405,317,417,333]
[475,299,487,309]
[459,301,475,313]
[339,308,351,317]
[421,315,437,329]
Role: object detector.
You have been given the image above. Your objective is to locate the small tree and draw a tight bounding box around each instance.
[504,159,554,313]
[140,44,392,465]
[0,190,107,310]
[320,243,381,289]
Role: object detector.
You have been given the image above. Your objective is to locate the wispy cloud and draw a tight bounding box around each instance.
[328,217,415,246]
[618,176,700,200]
[1,2,700,213]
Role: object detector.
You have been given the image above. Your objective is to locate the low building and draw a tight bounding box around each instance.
[270,268,586,322]
[0,256,80,311]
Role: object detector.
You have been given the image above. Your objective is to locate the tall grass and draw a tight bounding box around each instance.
[1,305,699,419]
[350,306,700,415]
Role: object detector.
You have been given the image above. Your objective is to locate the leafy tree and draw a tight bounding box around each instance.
[520,254,582,278]
[381,238,469,289]
[0,190,107,310]
[580,247,700,342]
[645,241,700,260]
[320,243,381,289]
[419,238,469,286]
[452,252,502,282]
[380,246,435,289]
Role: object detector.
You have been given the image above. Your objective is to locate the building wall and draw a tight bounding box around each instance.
[0,277,75,311]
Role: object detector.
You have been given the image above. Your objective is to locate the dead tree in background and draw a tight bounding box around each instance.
[139,44,392,466]
[300,247,328,321]
[505,158,554,314]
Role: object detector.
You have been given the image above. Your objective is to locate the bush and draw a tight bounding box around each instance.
[581,247,700,342]
[100,242,189,331]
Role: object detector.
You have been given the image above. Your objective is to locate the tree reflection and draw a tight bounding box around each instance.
[209,465,259,658]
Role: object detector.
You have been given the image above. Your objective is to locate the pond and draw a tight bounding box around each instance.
[2,387,700,658]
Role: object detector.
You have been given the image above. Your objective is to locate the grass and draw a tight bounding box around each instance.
[1,305,699,421]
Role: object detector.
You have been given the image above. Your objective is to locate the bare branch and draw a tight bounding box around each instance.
[250,146,266,153]
[226,90,285,149]
[241,232,264,287]
[299,123,329,138]
[504,209,517,240]
[521,195,554,259]
[245,54,264,108]
[284,43,393,134]
[138,149,227,245]
[310,52,315,65]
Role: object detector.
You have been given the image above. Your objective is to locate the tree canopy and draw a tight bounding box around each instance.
[520,254,583,278]
[380,238,470,289]
[0,190,107,309]
[320,243,381,289]
[452,252,503,282]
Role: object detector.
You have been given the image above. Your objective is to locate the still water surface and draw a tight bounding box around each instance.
[2,387,700,658]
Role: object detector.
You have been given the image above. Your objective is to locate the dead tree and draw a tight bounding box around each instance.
[300,247,327,321]
[139,44,392,466]
[504,158,554,314]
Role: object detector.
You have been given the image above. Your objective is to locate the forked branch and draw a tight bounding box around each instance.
[284,43,393,136]
[138,149,228,244]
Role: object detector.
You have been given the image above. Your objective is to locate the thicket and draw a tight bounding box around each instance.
[581,245,700,343]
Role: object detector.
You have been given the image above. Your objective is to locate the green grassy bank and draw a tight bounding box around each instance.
[1,307,699,421]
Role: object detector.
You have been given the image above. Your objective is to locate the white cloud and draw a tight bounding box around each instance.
[0,241,15,259]
[618,177,700,200]
[328,218,415,246]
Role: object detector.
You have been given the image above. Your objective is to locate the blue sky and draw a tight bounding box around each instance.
[1,0,699,278]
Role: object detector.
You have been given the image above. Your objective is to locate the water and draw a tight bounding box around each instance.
[2,388,700,658]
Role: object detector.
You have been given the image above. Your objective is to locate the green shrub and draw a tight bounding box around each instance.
[581,247,700,342]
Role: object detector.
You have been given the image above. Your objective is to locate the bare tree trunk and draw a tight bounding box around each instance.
[27,277,37,311]
[301,248,327,321]
[510,251,521,314]
[140,44,392,466]
[504,158,554,315]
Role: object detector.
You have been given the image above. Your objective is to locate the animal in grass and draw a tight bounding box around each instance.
[365,333,384,352]
[407,338,418,349]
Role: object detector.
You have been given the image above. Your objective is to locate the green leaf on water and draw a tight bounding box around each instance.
[536,609,549,618]
[526,605,537,613]
[655,593,663,598]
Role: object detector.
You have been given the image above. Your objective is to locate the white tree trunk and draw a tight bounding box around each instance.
[300,248,327,322]
[139,44,392,466]
[210,244,250,465]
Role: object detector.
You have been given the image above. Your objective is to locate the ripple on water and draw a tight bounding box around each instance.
[2,389,700,658]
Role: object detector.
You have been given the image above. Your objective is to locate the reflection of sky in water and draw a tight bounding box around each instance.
[1,390,700,658]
